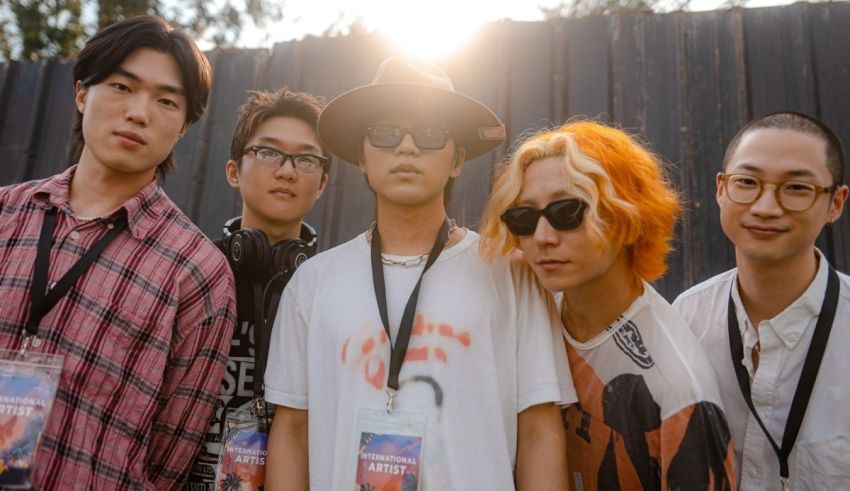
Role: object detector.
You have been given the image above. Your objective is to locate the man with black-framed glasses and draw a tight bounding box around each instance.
[263,55,575,490]
[187,88,328,490]
[675,111,850,490]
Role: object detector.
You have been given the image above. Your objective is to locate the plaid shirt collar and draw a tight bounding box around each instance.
[28,165,166,240]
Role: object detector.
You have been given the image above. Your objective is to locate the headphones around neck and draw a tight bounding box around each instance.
[221,217,318,278]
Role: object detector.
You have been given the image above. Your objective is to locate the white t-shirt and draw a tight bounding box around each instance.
[674,255,850,491]
[558,282,735,490]
[265,230,576,490]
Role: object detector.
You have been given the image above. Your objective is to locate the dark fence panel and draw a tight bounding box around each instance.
[3,4,849,299]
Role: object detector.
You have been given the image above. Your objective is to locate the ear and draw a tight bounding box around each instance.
[178,121,191,139]
[715,172,725,206]
[827,184,849,224]
[316,172,329,199]
[450,148,467,179]
[75,80,87,114]
[225,160,240,189]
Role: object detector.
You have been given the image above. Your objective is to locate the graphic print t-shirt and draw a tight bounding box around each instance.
[560,283,736,491]
[187,252,279,490]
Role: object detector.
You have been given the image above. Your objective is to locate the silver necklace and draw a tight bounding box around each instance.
[367,219,459,268]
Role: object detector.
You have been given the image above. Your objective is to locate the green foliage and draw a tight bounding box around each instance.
[1,0,85,59]
[540,0,692,18]
[0,0,283,60]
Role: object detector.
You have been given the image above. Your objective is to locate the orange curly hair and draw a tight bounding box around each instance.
[479,121,681,282]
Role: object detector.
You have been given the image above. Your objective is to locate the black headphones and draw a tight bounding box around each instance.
[221,217,318,277]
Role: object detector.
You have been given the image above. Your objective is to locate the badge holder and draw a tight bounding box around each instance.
[0,349,63,489]
[214,398,270,491]
[353,408,428,491]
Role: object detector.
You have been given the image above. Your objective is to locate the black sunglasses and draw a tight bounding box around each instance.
[500,198,587,236]
[366,125,454,150]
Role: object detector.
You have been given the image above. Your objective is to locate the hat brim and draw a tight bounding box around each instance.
[318,83,505,165]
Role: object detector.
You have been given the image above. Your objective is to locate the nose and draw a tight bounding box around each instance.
[274,155,298,180]
[394,132,420,155]
[532,215,559,246]
[749,183,783,216]
[124,94,151,126]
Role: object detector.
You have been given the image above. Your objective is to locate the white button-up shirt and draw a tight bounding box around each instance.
[674,256,850,491]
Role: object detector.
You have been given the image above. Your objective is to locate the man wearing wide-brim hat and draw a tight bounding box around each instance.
[263,55,576,490]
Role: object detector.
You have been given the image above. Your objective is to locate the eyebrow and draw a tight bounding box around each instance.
[114,67,186,96]
[732,163,819,179]
[255,136,321,154]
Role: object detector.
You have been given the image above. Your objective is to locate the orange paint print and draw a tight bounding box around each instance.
[340,314,471,391]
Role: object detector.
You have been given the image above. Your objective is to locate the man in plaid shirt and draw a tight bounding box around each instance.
[0,15,236,489]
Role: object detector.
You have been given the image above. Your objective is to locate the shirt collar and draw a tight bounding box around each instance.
[731,251,829,349]
[29,165,166,240]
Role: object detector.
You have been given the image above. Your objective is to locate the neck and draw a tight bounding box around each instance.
[735,248,819,327]
[374,196,448,255]
[241,211,302,245]
[69,152,155,218]
[560,252,643,343]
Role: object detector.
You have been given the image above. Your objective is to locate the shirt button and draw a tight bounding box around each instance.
[107,223,115,230]
[70,230,80,240]
[31,337,42,348]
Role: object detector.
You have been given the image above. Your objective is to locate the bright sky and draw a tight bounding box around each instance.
[235,0,795,59]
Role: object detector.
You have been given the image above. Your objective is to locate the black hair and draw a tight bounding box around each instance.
[723,111,846,185]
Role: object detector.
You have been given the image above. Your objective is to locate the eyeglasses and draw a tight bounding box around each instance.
[243,146,328,174]
[500,198,587,236]
[366,125,454,150]
[718,173,836,212]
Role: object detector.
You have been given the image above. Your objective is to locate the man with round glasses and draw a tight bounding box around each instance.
[187,88,329,489]
[675,112,850,490]
[263,55,574,490]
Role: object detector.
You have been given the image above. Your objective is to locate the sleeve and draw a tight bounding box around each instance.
[264,270,310,409]
[144,255,237,489]
[660,401,737,490]
[513,261,578,412]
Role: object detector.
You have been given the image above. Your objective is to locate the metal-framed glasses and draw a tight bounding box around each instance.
[501,198,587,236]
[366,125,454,150]
[243,145,328,174]
[719,173,836,212]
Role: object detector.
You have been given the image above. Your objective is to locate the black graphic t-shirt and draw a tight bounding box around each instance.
[558,283,736,491]
[186,241,280,490]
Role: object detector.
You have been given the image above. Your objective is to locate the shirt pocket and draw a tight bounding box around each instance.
[796,435,850,491]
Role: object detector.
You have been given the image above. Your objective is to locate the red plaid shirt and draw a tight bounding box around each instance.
[0,167,236,489]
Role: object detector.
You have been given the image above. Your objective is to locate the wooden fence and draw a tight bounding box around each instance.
[2,2,849,299]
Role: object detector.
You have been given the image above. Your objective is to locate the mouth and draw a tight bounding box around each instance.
[270,188,296,198]
[390,163,421,175]
[536,259,569,271]
[743,224,787,237]
[114,130,146,146]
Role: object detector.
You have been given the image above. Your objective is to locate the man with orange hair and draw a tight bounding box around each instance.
[480,121,736,490]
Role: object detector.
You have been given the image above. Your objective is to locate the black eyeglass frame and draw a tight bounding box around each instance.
[718,172,837,212]
[365,125,455,150]
[500,198,588,236]
[243,145,329,174]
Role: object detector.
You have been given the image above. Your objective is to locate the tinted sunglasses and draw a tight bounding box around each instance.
[366,125,454,150]
[500,198,587,236]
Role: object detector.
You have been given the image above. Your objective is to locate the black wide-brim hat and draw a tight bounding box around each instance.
[318,55,506,165]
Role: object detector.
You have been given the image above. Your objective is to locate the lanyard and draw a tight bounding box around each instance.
[24,207,127,352]
[370,219,450,413]
[727,265,839,490]
[251,273,288,417]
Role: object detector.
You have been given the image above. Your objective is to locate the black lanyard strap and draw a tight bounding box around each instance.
[26,207,127,339]
[370,219,450,404]
[727,264,839,482]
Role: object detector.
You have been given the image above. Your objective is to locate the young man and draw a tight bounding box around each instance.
[263,56,575,491]
[0,16,235,489]
[674,112,850,490]
[187,88,328,489]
